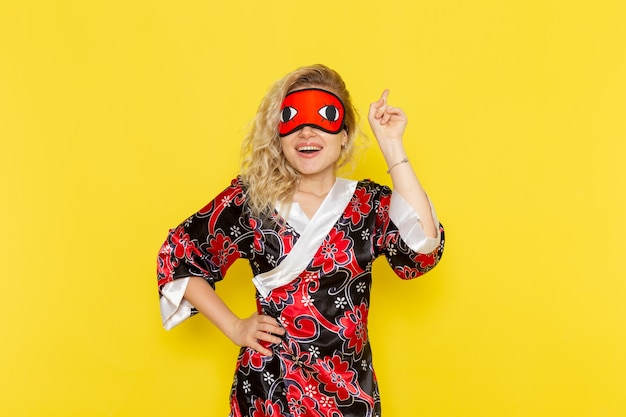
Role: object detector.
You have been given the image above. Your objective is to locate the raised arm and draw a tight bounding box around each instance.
[368,89,438,238]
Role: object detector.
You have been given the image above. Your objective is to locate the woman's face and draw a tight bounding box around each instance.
[278,86,348,181]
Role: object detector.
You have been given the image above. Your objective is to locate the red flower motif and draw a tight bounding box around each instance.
[414,251,438,269]
[314,355,359,401]
[158,226,206,286]
[312,229,353,274]
[346,188,372,225]
[207,232,239,276]
[267,279,299,307]
[252,398,284,417]
[240,348,265,371]
[377,194,391,223]
[286,384,323,416]
[395,265,424,280]
[338,302,369,354]
[170,225,202,260]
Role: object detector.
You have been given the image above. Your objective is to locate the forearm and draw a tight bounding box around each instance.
[381,141,438,238]
[183,276,239,340]
[183,276,285,356]
[368,90,438,239]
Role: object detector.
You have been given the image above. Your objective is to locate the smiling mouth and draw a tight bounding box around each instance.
[297,145,322,154]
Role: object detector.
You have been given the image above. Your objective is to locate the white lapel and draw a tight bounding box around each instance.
[252,178,357,298]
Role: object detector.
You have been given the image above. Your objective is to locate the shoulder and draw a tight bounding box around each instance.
[195,177,248,216]
[355,178,392,198]
[220,177,247,200]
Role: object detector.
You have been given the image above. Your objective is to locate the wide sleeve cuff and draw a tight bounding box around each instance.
[160,277,193,330]
[389,192,441,254]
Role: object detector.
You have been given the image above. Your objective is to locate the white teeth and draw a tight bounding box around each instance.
[297,146,322,152]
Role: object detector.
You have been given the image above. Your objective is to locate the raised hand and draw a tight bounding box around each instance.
[368,89,408,144]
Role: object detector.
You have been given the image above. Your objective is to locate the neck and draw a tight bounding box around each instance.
[297,174,337,197]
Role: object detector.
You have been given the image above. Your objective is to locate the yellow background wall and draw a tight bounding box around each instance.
[1,1,624,416]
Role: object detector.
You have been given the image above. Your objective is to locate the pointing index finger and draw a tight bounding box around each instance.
[380,89,390,105]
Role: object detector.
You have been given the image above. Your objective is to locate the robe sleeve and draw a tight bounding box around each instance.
[389,191,441,254]
[374,185,445,280]
[156,178,254,329]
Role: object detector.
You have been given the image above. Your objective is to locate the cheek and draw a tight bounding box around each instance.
[280,138,291,154]
[280,139,298,163]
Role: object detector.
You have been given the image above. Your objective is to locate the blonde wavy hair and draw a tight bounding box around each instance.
[240,64,360,217]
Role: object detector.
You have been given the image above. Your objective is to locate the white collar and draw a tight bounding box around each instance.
[254,178,358,298]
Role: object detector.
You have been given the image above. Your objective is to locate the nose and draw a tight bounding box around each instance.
[298,126,316,137]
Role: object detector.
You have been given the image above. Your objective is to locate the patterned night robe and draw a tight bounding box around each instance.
[157,177,444,417]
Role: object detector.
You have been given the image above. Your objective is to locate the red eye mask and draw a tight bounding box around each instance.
[278,88,346,137]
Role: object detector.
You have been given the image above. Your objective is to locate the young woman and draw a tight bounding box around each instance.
[157,64,444,417]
